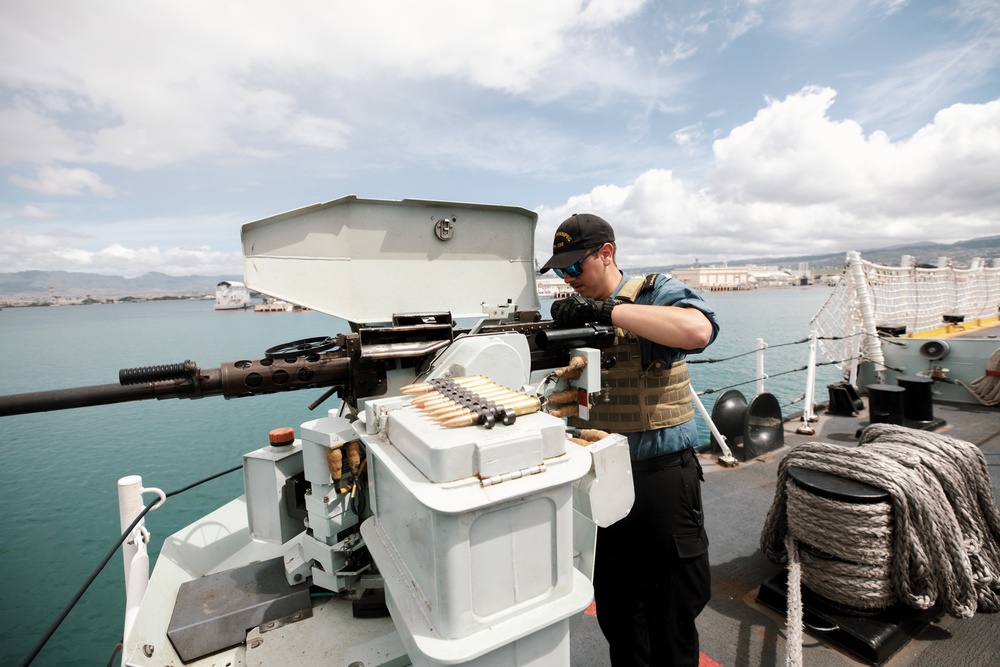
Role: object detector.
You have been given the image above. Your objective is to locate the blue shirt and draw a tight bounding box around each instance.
[610,273,720,461]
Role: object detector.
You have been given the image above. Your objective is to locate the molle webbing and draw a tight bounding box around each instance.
[568,272,694,432]
[570,349,694,433]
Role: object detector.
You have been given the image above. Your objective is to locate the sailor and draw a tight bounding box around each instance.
[541,213,720,667]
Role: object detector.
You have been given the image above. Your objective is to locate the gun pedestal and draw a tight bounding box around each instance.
[361,398,592,667]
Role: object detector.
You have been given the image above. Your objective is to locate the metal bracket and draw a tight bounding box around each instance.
[434,216,456,240]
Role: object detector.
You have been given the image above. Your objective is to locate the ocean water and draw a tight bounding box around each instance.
[0,288,842,666]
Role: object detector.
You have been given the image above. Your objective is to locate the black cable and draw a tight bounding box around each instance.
[18,503,155,667]
[690,330,902,369]
[19,464,243,667]
[695,356,861,398]
[165,464,242,498]
[105,640,123,667]
[782,394,806,408]
[689,337,811,365]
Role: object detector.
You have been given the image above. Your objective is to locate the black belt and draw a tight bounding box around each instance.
[632,448,694,471]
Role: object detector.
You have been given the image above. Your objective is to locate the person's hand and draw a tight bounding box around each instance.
[551,294,619,327]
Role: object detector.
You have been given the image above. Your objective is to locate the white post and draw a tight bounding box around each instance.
[796,331,818,435]
[118,476,165,646]
[755,338,767,396]
[849,329,861,388]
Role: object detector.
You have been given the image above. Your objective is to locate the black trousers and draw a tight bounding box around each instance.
[593,448,711,667]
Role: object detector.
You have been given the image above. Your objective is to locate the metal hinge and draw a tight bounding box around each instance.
[480,463,546,487]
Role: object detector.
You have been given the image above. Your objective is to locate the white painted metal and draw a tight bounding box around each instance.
[241,196,540,324]
[117,476,164,647]
[570,347,602,421]
[849,329,862,388]
[756,337,767,396]
[422,332,532,394]
[243,440,305,544]
[803,331,819,423]
[361,423,593,665]
[571,433,633,530]
[122,197,642,666]
[691,388,736,463]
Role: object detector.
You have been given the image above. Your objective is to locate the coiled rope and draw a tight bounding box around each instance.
[959,346,1000,406]
[760,423,1000,666]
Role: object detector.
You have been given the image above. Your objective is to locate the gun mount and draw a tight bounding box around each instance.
[5,196,634,667]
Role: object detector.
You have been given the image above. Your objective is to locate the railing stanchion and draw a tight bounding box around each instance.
[849,329,861,388]
[796,330,818,435]
[118,476,164,646]
[756,338,767,397]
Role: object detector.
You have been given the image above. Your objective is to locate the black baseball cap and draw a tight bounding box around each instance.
[540,213,615,273]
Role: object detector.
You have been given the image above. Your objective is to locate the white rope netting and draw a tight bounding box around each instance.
[810,254,1000,381]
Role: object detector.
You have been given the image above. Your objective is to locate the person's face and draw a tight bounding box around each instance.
[560,243,612,299]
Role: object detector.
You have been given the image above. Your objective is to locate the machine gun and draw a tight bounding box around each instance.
[5,197,642,667]
[0,312,614,418]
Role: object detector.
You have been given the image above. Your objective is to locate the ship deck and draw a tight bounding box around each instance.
[899,316,1000,341]
[570,396,1000,667]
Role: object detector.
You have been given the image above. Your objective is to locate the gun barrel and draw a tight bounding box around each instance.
[0,382,188,416]
[0,355,353,417]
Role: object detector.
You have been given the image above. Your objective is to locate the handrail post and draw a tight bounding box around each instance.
[756,338,766,396]
[796,330,819,435]
[118,476,164,646]
[849,328,861,387]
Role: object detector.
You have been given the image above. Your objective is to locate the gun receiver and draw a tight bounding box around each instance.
[0,312,615,417]
[534,323,615,350]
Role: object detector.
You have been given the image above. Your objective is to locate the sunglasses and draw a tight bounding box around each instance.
[554,246,601,279]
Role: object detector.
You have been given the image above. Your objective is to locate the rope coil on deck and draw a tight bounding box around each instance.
[761,423,1000,665]
[784,481,896,608]
[960,346,1000,406]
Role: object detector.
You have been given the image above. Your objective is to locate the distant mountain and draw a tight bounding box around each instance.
[654,235,1000,273]
[2,235,998,299]
[0,270,244,299]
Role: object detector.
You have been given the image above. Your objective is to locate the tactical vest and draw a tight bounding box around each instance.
[568,275,695,433]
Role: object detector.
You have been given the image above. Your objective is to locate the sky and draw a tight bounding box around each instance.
[1,0,999,278]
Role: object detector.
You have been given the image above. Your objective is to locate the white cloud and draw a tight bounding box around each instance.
[711,87,873,204]
[876,0,911,17]
[0,107,80,164]
[0,228,243,277]
[0,0,651,171]
[10,205,54,219]
[724,7,764,41]
[1,3,997,278]
[855,39,1000,135]
[578,0,648,26]
[10,166,115,196]
[710,88,1000,215]
[89,243,242,276]
[772,0,872,42]
[671,123,704,149]
[537,88,1000,267]
[284,115,351,149]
